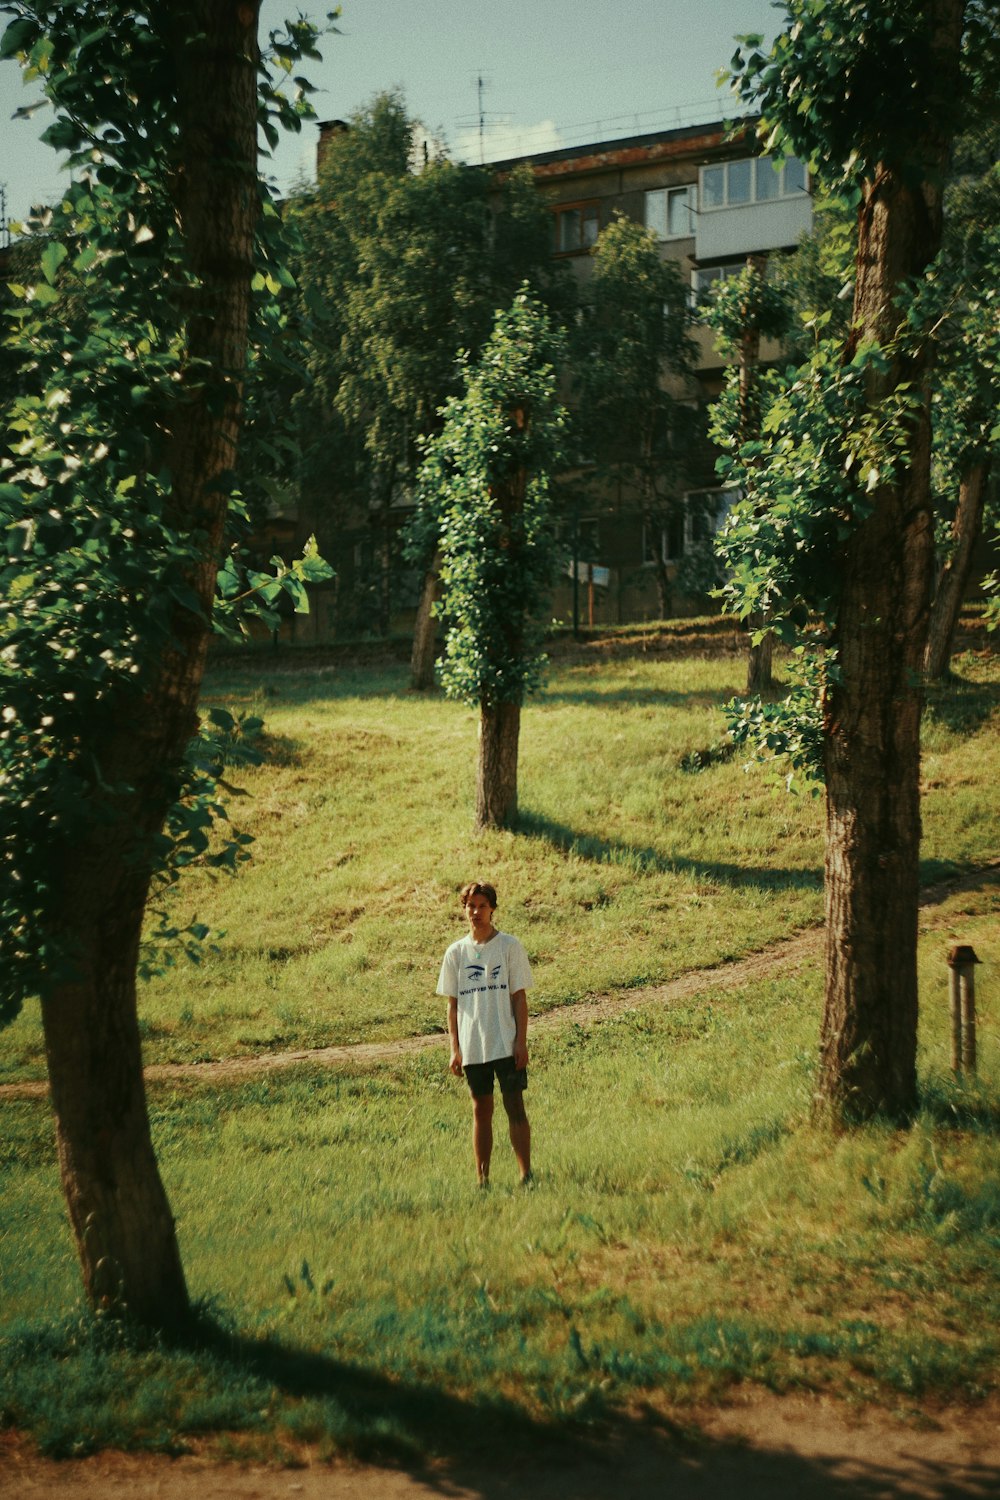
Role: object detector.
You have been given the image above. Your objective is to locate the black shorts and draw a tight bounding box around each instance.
[464,1054,528,1098]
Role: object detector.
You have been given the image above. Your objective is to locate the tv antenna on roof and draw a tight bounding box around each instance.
[456,72,508,165]
[477,73,488,164]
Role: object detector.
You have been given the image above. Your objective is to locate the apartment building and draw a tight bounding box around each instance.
[296,115,813,638]
[490,118,812,624]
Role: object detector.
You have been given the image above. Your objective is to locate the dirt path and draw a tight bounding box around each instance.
[5,1392,1000,1498]
[2,861,997,1102]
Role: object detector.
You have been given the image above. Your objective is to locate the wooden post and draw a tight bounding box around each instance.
[948,962,962,1075]
[946,945,980,1076]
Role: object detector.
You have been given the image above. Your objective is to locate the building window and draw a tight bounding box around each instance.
[690,260,746,301]
[644,184,696,240]
[699,156,807,210]
[563,516,600,558]
[553,201,600,254]
[644,489,737,562]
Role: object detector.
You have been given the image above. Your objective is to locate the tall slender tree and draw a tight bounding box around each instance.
[286,97,562,649]
[413,291,566,829]
[572,214,695,619]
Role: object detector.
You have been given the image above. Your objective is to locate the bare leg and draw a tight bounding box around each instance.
[502,1088,531,1182]
[472,1094,494,1184]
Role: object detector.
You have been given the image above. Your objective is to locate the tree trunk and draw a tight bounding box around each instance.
[817,0,962,1124]
[40,1,262,1324]
[42,887,189,1326]
[476,700,521,830]
[410,551,441,689]
[746,616,774,695]
[740,255,773,693]
[924,460,989,681]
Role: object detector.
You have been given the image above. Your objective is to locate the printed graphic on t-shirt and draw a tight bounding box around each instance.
[459,958,508,999]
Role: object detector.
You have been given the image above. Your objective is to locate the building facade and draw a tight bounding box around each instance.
[489,118,812,626]
[289,115,814,640]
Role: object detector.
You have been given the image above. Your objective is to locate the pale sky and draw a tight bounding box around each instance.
[1,0,782,229]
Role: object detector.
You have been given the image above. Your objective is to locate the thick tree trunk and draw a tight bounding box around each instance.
[476,700,520,830]
[924,461,989,681]
[817,0,962,1124]
[410,551,441,689]
[40,1,261,1324]
[43,884,189,1326]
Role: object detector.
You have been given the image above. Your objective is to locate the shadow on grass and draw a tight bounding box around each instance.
[920,1072,1000,1136]
[181,1309,557,1470]
[923,675,1000,735]
[9,1309,996,1499]
[517,810,822,895]
[538,684,741,711]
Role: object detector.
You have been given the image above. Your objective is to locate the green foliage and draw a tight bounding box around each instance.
[702,259,791,361]
[574,214,694,462]
[710,339,922,634]
[0,5,330,1016]
[727,1,988,188]
[724,646,830,789]
[284,94,566,631]
[769,191,857,356]
[413,291,568,709]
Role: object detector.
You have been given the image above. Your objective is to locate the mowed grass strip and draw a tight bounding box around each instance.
[2,905,998,1459]
[3,639,996,1080]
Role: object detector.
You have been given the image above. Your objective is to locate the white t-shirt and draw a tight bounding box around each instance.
[437,931,533,1066]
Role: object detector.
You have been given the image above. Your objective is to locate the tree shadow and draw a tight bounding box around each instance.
[176,1309,550,1470]
[919,1072,1000,1136]
[516,810,822,895]
[538,684,740,710]
[171,1316,998,1498]
[923,676,1000,734]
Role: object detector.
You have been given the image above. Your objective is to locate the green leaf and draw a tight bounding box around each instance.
[31,281,61,307]
[0,16,36,59]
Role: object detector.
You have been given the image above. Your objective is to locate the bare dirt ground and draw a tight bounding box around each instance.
[4,861,998,1496]
[4,1392,1000,1499]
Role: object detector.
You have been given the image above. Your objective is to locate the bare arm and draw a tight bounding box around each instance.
[447,996,463,1075]
[511,988,528,1070]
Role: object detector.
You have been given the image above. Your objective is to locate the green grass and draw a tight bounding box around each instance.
[1,631,998,1460]
[2,905,998,1459]
[3,641,997,1080]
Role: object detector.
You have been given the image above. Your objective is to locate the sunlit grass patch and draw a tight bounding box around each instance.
[1,633,998,1457]
[4,909,999,1455]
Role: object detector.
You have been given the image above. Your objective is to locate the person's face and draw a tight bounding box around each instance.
[465,894,495,933]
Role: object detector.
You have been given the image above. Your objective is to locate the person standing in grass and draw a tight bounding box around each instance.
[438,881,533,1187]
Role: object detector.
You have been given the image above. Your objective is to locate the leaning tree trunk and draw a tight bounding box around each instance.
[40,1,261,1325]
[817,0,962,1124]
[410,550,441,689]
[924,460,989,681]
[476,700,521,830]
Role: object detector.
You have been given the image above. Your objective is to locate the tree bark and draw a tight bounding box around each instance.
[40,0,261,1325]
[817,0,963,1124]
[924,460,989,681]
[746,618,774,695]
[410,550,441,689]
[476,700,521,830]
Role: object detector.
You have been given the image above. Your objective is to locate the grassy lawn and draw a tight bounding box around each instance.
[2,635,996,1080]
[1,629,998,1460]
